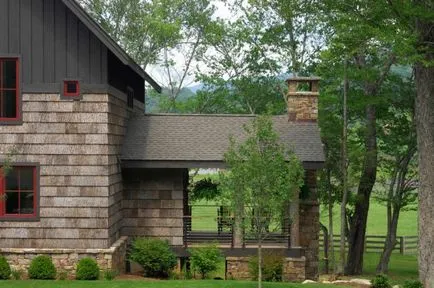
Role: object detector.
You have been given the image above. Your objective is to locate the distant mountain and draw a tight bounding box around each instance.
[188,83,205,93]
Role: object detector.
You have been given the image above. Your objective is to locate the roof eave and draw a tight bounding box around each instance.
[62,0,162,93]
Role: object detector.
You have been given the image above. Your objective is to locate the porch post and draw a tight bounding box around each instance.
[290,189,300,248]
[233,190,244,248]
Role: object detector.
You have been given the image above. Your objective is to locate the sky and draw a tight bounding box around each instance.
[147,0,238,88]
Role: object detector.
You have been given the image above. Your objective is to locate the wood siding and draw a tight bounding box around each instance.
[122,168,186,246]
[0,93,141,249]
[0,0,107,86]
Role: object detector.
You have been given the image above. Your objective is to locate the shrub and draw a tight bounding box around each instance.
[11,269,23,280]
[57,270,68,280]
[28,255,57,280]
[129,238,177,278]
[189,244,223,279]
[76,258,100,280]
[0,256,11,280]
[372,274,392,288]
[403,280,423,288]
[248,250,284,282]
[103,269,118,281]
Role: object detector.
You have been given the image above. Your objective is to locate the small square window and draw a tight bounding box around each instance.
[63,80,80,97]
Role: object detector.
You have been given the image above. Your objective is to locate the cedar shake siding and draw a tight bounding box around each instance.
[0,92,142,249]
[121,168,186,246]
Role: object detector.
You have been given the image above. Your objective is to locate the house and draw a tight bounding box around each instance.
[0,0,324,281]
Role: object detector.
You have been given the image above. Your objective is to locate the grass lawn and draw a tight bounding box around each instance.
[191,199,418,236]
[320,200,418,236]
[0,280,341,288]
[320,253,419,285]
[361,253,418,284]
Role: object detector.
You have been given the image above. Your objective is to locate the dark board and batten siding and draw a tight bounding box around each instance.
[0,0,107,87]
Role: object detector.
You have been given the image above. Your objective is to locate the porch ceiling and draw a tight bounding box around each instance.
[121,114,325,169]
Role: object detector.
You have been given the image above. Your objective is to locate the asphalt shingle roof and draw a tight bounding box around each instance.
[121,114,325,163]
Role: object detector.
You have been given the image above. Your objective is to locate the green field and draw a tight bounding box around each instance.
[190,199,418,236]
[0,281,340,288]
[319,253,418,285]
[319,200,418,236]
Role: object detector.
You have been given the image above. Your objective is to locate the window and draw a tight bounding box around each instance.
[127,86,134,108]
[0,166,38,219]
[63,80,80,97]
[0,58,19,121]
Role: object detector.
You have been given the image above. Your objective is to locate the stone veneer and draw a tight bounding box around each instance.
[287,95,318,121]
[0,236,128,279]
[300,170,320,280]
[226,256,306,282]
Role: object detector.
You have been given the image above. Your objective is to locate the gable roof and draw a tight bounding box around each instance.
[62,0,162,93]
[121,114,325,168]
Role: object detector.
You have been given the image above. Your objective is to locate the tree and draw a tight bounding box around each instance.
[79,0,221,112]
[375,71,418,273]
[412,3,434,285]
[219,115,304,288]
[0,147,18,202]
[188,0,326,115]
[319,0,433,281]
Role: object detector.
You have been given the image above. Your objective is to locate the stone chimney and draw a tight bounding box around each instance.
[286,77,320,122]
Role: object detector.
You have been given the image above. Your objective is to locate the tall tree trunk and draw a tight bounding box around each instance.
[377,206,400,273]
[340,59,349,273]
[320,223,330,274]
[415,15,434,285]
[327,167,335,273]
[345,104,377,275]
[258,238,262,288]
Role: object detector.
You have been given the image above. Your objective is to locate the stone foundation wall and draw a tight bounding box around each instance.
[0,236,128,279]
[226,256,306,282]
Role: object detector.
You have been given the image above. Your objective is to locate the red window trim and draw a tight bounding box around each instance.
[0,58,20,121]
[63,80,80,97]
[0,166,37,219]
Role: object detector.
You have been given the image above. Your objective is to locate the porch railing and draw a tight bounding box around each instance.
[182,205,291,248]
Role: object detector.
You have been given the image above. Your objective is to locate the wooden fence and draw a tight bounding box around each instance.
[319,234,418,255]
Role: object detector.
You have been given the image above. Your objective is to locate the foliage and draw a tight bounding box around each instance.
[372,274,392,288]
[28,255,57,280]
[0,279,343,288]
[57,270,68,281]
[189,244,223,279]
[103,270,118,281]
[10,269,22,280]
[220,115,304,235]
[129,238,177,278]
[248,250,284,282]
[80,0,223,113]
[76,258,100,280]
[170,262,193,280]
[219,115,304,286]
[190,178,220,202]
[0,256,11,280]
[403,280,423,288]
[0,146,18,202]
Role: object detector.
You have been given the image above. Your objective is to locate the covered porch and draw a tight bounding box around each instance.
[120,113,324,280]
